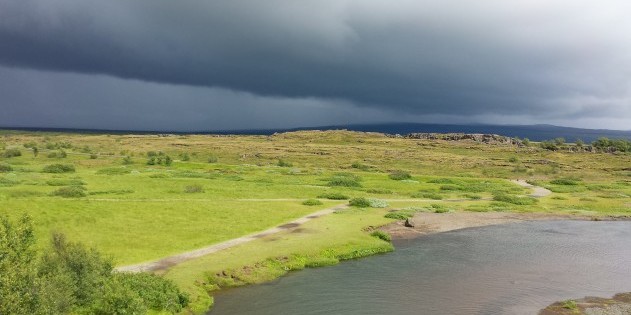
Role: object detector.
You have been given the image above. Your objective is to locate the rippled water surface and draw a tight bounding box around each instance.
[209,221,631,315]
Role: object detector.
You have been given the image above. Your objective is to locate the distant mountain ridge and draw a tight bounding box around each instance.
[2,123,630,143]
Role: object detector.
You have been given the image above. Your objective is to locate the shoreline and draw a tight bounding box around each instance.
[380,211,630,241]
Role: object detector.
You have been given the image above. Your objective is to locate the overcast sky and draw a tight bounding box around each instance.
[1,0,630,131]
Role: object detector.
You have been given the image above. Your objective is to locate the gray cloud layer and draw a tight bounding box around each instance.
[1,0,630,129]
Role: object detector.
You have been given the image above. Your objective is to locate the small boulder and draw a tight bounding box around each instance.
[404,218,415,228]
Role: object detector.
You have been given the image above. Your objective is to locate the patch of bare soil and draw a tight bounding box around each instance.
[380,211,584,240]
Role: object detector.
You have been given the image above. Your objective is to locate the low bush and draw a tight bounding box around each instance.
[492,193,538,205]
[430,204,450,213]
[348,197,371,207]
[302,199,323,206]
[183,184,204,193]
[2,148,22,158]
[550,178,581,185]
[52,186,87,198]
[277,159,293,167]
[316,192,349,200]
[96,168,132,175]
[384,211,414,220]
[46,179,85,186]
[366,188,392,194]
[327,173,362,187]
[370,230,391,242]
[388,170,412,180]
[351,162,371,171]
[89,189,134,195]
[411,191,443,200]
[42,164,75,173]
[207,155,218,163]
[89,154,98,159]
[0,178,19,187]
[367,198,388,208]
[0,163,12,173]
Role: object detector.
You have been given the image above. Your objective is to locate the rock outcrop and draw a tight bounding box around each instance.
[400,133,523,146]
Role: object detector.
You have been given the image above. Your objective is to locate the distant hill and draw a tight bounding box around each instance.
[2,123,630,143]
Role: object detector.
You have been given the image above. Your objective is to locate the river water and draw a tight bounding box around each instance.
[209,221,631,315]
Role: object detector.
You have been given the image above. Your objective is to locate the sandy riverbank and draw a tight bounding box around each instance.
[379,211,627,240]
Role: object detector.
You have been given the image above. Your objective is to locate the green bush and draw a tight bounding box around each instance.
[96,168,131,175]
[184,184,204,193]
[122,156,133,165]
[89,154,98,159]
[42,164,75,173]
[207,156,218,163]
[550,178,581,185]
[302,199,323,206]
[2,148,22,158]
[367,198,388,208]
[411,191,443,200]
[370,230,391,242]
[366,188,392,194]
[46,179,85,186]
[492,193,538,205]
[0,163,12,173]
[51,186,87,198]
[351,162,371,171]
[388,170,412,180]
[317,192,349,200]
[277,159,293,167]
[0,177,19,187]
[327,173,362,187]
[384,211,414,220]
[348,197,370,207]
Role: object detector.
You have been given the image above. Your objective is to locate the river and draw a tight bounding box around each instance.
[209,221,631,315]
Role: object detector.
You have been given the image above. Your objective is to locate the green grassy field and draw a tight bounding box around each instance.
[2,130,631,313]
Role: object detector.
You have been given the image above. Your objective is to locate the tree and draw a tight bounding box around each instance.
[0,215,39,315]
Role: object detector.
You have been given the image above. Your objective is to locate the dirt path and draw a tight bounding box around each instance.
[116,180,550,272]
[116,204,348,273]
[511,179,552,197]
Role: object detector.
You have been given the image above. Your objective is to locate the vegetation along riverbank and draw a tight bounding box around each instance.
[2,129,631,313]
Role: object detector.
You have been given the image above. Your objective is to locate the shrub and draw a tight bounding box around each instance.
[384,212,412,220]
[550,178,580,185]
[183,184,204,193]
[46,179,85,186]
[316,192,349,200]
[351,162,371,171]
[96,168,131,175]
[302,199,323,206]
[411,191,443,200]
[0,163,12,173]
[207,156,218,163]
[366,188,392,194]
[430,204,450,213]
[2,148,22,158]
[0,178,19,187]
[42,164,75,173]
[492,193,538,205]
[367,198,388,208]
[370,230,391,242]
[89,154,98,159]
[122,156,133,165]
[508,156,518,163]
[388,170,411,180]
[327,173,362,187]
[348,197,370,208]
[277,159,293,167]
[180,153,190,161]
[52,186,87,198]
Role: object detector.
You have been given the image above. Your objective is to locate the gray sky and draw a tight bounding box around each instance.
[1,0,630,130]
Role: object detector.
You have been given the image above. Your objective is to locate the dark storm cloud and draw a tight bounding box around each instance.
[0,0,630,122]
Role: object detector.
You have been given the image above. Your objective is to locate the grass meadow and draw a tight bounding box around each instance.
[2,129,631,312]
